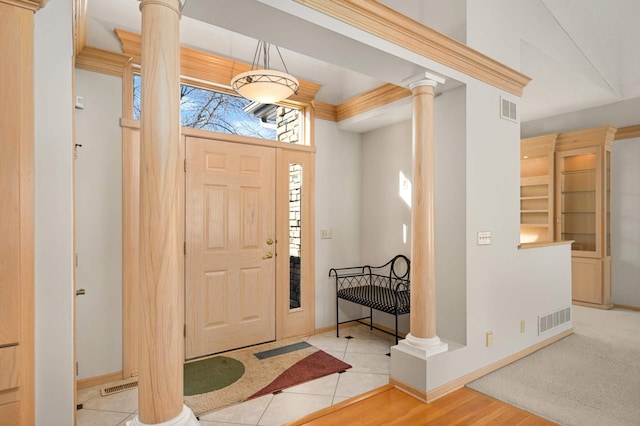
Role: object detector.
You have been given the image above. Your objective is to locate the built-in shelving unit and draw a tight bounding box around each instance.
[520,134,557,243]
[555,125,616,309]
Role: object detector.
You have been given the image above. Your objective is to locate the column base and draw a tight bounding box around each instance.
[390,334,449,393]
[404,333,449,357]
[127,405,200,426]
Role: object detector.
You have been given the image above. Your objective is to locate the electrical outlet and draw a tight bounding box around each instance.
[320,229,333,239]
[477,231,491,245]
[521,320,526,333]
[486,331,493,347]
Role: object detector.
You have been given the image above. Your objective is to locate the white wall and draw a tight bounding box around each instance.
[34,1,75,424]
[314,120,363,329]
[360,119,413,337]
[425,80,572,391]
[360,120,412,265]
[379,0,467,43]
[360,86,468,344]
[521,98,640,138]
[75,69,124,379]
[522,100,640,309]
[612,137,640,307]
[433,86,467,345]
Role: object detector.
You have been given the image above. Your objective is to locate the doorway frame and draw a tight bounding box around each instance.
[120,120,316,376]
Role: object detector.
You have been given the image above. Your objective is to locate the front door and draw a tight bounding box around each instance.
[185,137,276,359]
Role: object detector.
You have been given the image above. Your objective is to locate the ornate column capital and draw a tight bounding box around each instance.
[403,71,446,91]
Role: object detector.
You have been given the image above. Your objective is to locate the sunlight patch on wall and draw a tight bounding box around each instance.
[399,170,412,208]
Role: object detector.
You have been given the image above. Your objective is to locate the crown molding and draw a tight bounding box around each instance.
[311,100,338,121]
[336,83,410,121]
[0,0,46,11]
[614,124,640,141]
[520,134,557,157]
[75,46,132,77]
[555,125,618,150]
[115,28,321,104]
[295,0,531,96]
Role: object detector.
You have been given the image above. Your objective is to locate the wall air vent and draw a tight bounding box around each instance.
[500,96,518,123]
[538,307,571,335]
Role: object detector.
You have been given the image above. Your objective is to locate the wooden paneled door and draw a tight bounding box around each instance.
[185,137,276,359]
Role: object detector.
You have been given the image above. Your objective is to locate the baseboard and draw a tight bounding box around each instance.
[613,304,640,312]
[314,321,407,338]
[573,301,614,310]
[389,377,426,402]
[393,328,574,403]
[314,323,356,335]
[76,371,124,390]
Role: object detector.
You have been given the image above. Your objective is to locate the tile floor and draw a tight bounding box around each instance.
[76,324,393,426]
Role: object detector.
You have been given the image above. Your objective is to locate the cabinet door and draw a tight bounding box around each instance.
[572,257,602,304]
[556,149,601,257]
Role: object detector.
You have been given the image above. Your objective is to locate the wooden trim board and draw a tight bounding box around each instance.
[295,0,530,96]
[76,371,124,390]
[615,124,640,140]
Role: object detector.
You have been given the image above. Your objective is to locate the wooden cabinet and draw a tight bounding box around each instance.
[0,1,36,423]
[520,134,557,243]
[555,126,615,308]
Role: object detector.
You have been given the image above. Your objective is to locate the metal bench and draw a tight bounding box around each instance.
[329,255,410,345]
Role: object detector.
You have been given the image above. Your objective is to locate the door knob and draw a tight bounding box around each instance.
[76,288,86,296]
[262,251,273,259]
[266,238,274,245]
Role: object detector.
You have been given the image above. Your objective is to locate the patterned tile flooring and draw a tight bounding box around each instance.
[76,325,393,426]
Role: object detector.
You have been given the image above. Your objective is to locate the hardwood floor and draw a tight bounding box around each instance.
[286,385,555,425]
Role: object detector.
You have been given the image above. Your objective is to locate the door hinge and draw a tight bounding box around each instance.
[76,362,79,376]
[184,242,186,255]
[184,324,186,337]
[75,253,78,268]
[184,159,187,172]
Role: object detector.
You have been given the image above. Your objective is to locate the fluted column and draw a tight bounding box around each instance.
[404,74,448,357]
[131,0,198,425]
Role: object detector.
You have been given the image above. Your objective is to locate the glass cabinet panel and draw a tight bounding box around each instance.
[559,153,597,252]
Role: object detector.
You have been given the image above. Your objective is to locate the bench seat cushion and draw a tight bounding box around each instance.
[337,285,410,315]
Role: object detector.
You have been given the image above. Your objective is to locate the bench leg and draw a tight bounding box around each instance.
[336,296,340,338]
[395,313,399,345]
[369,307,373,330]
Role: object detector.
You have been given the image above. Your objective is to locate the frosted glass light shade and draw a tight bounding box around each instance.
[231,69,299,104]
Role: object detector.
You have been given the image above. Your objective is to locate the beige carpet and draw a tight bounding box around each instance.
[468,306,640,426]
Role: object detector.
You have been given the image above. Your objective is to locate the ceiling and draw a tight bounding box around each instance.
[85,0,640,131]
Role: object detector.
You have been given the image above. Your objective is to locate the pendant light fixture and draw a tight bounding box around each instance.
[231,41,299,104]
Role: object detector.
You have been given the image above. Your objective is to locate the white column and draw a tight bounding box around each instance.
[402,72,448,357]
[128,1,198,425]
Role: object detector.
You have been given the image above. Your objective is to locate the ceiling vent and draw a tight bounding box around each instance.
[500,96,518,123]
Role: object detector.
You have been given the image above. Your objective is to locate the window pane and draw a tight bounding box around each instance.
[133,74,303,143]
[289,163,302,309]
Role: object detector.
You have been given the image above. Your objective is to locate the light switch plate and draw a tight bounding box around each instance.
[477,231,492,245]
[320,229,332,239]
